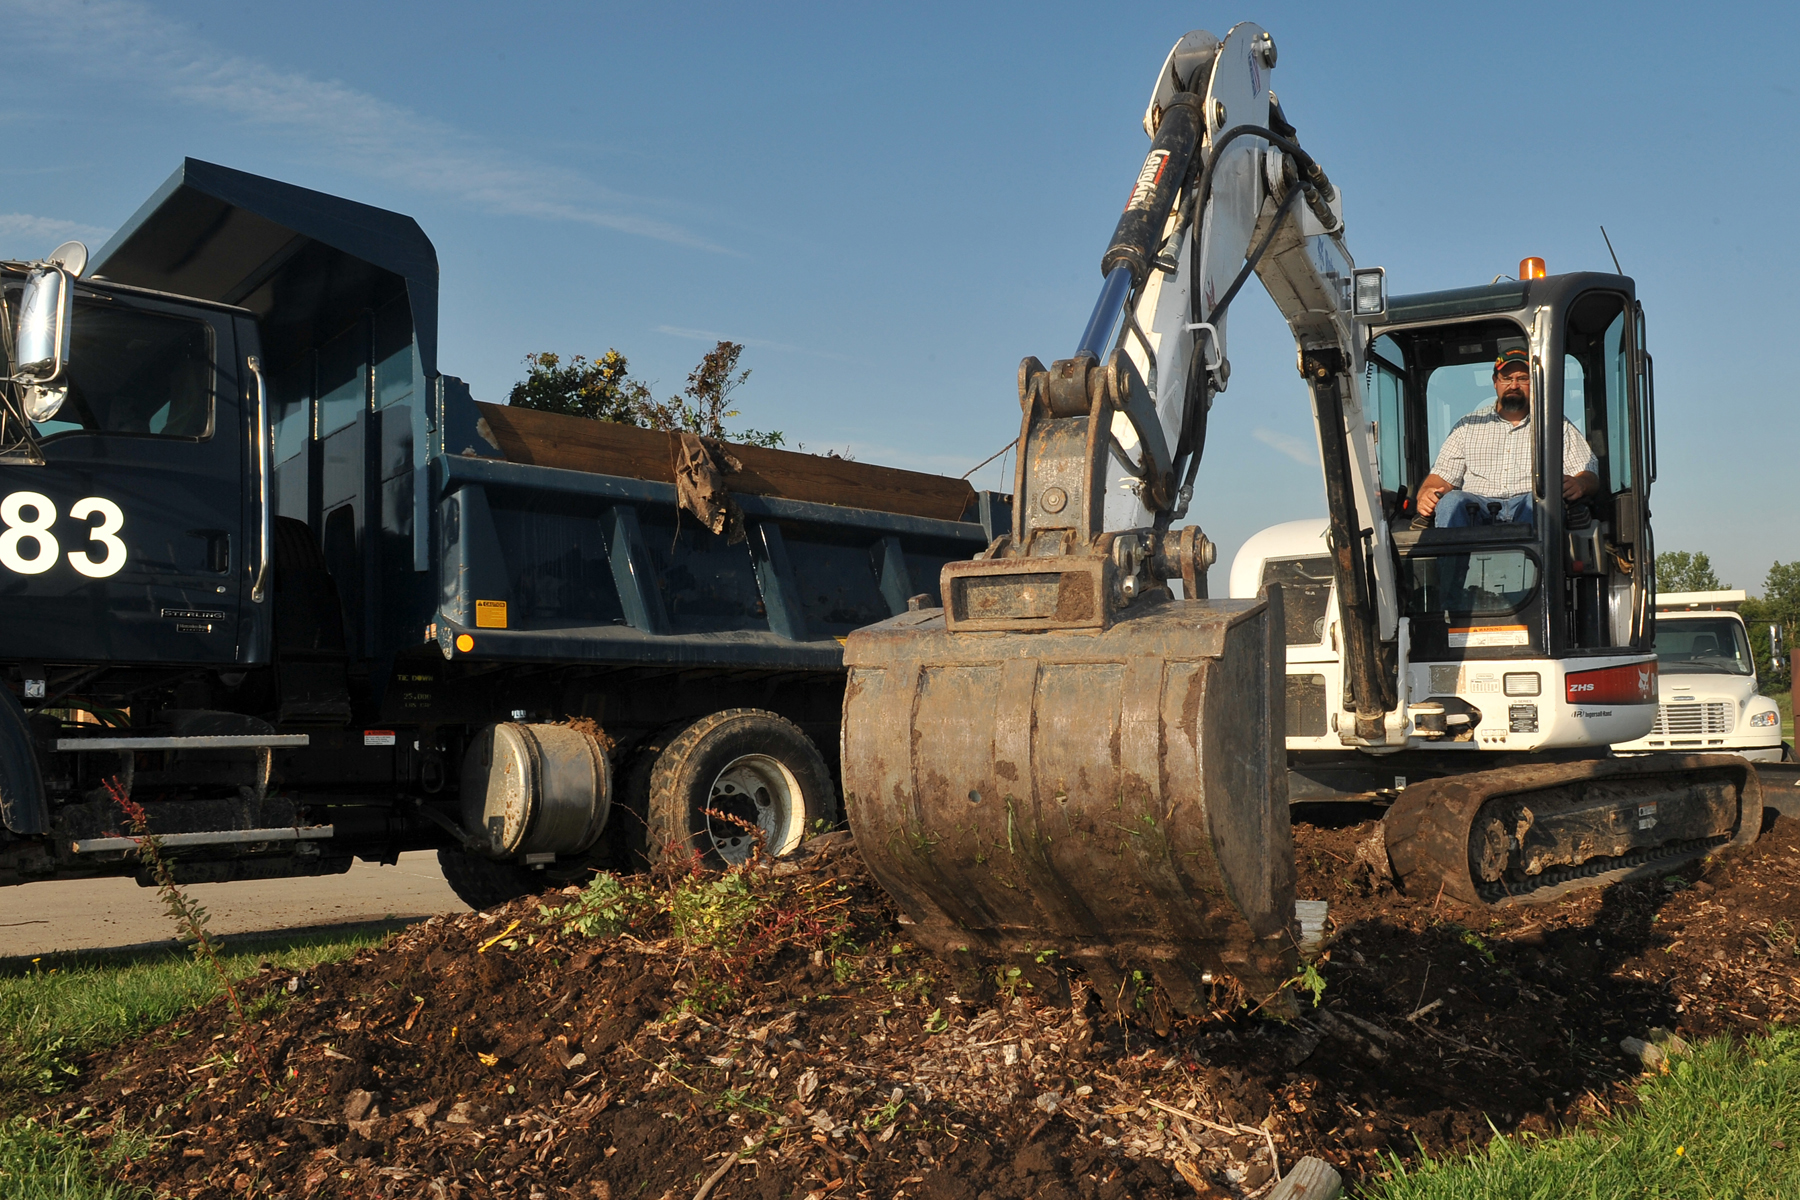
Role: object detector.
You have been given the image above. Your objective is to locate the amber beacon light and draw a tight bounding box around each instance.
[1520,256,1547,280]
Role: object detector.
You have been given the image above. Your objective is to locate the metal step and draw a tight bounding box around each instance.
[55,734,311,752]
[71,825,334,854]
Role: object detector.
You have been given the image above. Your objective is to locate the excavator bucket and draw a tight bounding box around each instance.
[840,592,1299,1015]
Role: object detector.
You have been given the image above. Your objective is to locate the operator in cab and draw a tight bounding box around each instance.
[1414,347,1598,528]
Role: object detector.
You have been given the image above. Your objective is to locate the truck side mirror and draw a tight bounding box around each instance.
[13,240,86,423]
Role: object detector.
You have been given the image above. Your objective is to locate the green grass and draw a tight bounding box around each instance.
[0,1118,150,1199]
[1778,689,1792,744]
[1365,1026,1800,1199]
[0,925,393,1101]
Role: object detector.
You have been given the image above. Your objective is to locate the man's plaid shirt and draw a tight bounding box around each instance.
[1430,403,1598,497]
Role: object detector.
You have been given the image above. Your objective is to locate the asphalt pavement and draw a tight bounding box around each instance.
[0,851,470,959]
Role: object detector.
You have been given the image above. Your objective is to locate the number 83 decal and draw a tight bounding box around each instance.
[0,491,127,578]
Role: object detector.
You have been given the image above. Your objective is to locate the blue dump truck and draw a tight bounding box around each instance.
[0,159,1006,906]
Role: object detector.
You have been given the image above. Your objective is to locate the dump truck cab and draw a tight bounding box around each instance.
[0,272,263,670]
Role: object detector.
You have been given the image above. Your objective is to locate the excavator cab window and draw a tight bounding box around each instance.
[1367,335,1408,499]
[1365,318,1532,526]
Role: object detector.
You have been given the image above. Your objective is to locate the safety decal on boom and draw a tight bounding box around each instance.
[0,491,127,579]
[1124,150,1171,212]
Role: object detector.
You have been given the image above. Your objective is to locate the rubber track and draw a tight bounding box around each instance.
[1475,833,1731,905]
[1384,753,1760,907]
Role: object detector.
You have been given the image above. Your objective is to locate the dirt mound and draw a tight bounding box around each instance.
[54,814,1800,1199]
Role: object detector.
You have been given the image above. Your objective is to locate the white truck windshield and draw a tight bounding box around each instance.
[1654,616,1754,677]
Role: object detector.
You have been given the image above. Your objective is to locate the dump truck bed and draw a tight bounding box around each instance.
[431,400,1002,670]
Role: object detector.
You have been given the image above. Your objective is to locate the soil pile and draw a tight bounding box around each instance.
[55,813,1800,1200]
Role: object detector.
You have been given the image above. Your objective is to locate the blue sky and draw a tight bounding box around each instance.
[2,0,1793,592]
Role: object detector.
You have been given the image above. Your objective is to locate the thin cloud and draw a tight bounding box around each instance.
[653,324,854,363]
[5,0,732,254]
[1253,426,1315,465]
[0,213,110,251]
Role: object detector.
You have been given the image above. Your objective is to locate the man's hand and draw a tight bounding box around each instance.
[1416,473,1453,516]
[1561,471,1598,501]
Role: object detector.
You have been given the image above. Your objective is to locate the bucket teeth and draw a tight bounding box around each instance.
[841,594,1299,1014]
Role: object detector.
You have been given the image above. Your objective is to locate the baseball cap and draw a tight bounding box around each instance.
[1494,347,1530,373]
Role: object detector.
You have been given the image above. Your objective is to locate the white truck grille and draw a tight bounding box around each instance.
[1651,701,1732,736]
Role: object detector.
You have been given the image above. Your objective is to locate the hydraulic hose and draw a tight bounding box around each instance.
[1166,178,1306,519]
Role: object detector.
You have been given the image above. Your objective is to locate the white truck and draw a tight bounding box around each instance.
[1612,590,1788,762]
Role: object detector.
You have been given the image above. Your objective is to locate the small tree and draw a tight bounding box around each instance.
[509,341,784,448]
[508,349,649,424]
[635,341,784,449]
[1656,550,1725,594]
[1743,560,1800,693]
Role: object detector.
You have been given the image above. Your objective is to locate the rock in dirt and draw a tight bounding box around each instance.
[1621,1036,1666,1071]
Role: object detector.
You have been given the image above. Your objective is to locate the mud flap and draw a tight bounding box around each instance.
[1384,754,1762,906]
[0,687,47,836]
[841,593,1298,1015]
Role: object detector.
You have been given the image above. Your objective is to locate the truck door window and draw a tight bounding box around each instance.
[30,300,213,440]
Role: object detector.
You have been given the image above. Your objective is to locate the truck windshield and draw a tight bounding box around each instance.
[29,299,214,440]
[1654,616,1754,676]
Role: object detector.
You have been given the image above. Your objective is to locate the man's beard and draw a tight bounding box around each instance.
[1498,387,1528,415]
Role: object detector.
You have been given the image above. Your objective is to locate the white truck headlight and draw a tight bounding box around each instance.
[1749,711,1779,728]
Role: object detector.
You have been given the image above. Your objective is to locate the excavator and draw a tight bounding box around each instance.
[840,22,1764,1012]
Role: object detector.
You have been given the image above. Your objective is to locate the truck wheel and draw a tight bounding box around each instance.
[436,845,616,910]
[646,709,837,868]
[436,848,537,910]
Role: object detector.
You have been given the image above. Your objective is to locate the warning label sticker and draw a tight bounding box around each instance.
[363,730,396,747]
[475,599,508,629]
[1448,625,1529,648]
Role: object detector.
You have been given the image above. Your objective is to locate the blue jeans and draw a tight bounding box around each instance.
[1434,490,1534,528]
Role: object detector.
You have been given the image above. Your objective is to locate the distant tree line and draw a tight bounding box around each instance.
[1657,550,1796,692]
[508,340,784,449]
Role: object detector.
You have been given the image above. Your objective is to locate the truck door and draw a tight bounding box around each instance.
[0,290,246,665]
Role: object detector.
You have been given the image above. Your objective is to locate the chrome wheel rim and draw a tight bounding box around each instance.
[705,753,804,865]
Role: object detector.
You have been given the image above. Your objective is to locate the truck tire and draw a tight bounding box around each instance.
[435,844,617,911]
[617,722,691,870]
[645,709,837,868]
[436,848,538,910]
